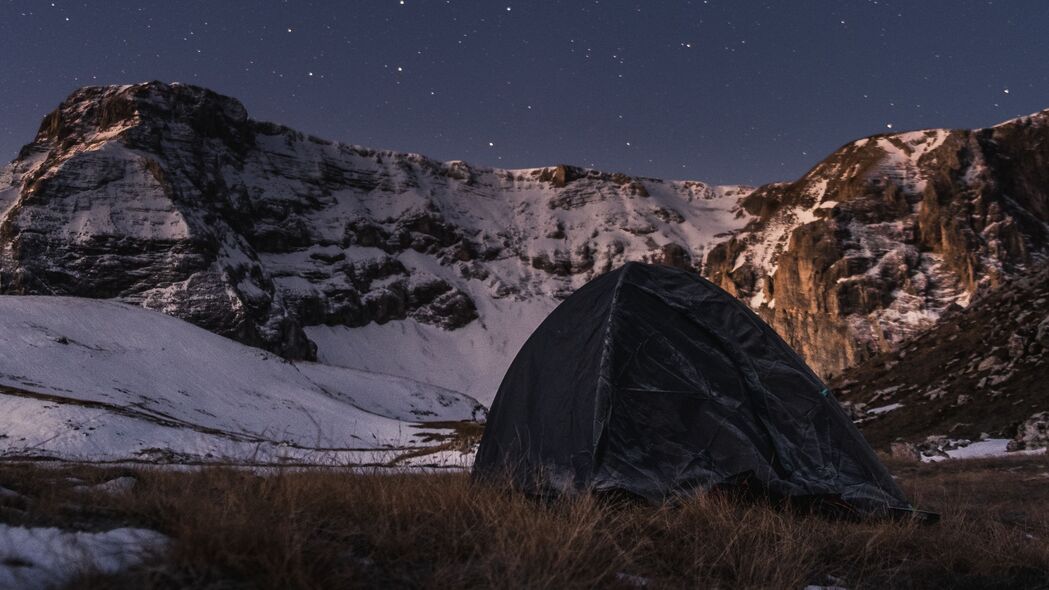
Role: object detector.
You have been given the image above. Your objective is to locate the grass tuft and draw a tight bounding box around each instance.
[1,455,1047,588]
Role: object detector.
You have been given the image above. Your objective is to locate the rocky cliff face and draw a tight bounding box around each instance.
[706,118,1049,377]
[1,82,1047,402]
[0,84,315,359]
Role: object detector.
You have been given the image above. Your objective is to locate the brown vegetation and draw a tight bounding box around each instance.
[1,456,1048,589]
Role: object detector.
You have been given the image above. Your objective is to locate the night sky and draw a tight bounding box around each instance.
[2,1,1048,186]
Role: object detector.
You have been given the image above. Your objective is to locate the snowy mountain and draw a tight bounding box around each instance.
[0,296,483,464]
[706,118,1049,376]
[0,82,753,404]
[2,81,1048,408]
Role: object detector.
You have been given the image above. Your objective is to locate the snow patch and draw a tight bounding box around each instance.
[922,439,1049,462]
[867,402,904,415]
[0,296,482,463]
[0,524,166,590]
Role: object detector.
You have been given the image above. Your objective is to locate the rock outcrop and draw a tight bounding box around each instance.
[706,120,1049,377]
[831,264,1049,449]
[1009,412,1049,451]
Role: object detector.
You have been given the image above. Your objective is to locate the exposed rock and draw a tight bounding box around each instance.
[1008,333,1026,359]
[833,264,1049,449]
[977,356,1002,372]
[412,287,478,329]
[707,121,1049,377]
[536,164,584,188]
[1037,315,1049,348]
[652,207,685,224]
[889,442,921,462]
[1008,412,1049,451]
[652,243,693,270]
[838,401,867,421]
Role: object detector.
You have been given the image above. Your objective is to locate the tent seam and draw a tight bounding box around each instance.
[589,262,633,478]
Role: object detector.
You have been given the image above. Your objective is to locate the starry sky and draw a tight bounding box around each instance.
[2,1,1048,186]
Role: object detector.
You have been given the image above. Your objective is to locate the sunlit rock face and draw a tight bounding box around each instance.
[706,115,1049,377]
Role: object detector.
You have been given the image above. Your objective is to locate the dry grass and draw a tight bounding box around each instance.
[1,456,1049,589]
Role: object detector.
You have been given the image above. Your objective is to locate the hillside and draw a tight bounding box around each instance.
[0,296,482,464]
[832,265,1049,453]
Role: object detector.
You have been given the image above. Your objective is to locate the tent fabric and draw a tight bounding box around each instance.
[473,262,910,515]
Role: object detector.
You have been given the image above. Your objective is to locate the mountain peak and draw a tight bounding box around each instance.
[33,81,248,150]
[991,106,1049,130]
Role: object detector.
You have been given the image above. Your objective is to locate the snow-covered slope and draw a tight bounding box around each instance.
[0,296,483,464]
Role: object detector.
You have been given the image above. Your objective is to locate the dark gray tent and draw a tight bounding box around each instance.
[474,262,911,517]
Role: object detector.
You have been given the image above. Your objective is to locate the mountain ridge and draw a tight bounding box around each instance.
[2,81,1047,404]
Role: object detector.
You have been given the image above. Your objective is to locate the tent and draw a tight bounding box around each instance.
[474,262,912,517]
